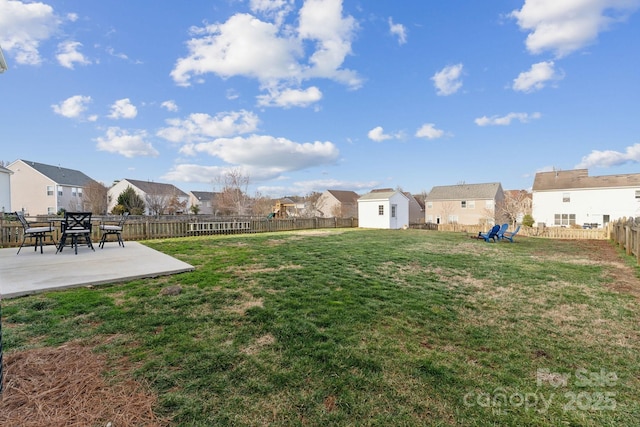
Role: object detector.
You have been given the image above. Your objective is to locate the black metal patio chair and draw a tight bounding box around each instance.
[98,212,129,248]
[15,211,57,254]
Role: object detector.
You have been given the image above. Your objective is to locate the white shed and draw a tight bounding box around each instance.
[358,189,409,229]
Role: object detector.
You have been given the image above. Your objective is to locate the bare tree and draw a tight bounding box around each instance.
[83,180,108,214]
[145,192,170,216]
[499,190,532,226]
[251,192,274,216]
[439,201,456,224]
[215,169,251,216]
[303,191,322,218]
[167,190,187,215]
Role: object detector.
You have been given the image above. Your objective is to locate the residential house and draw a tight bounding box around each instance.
[316,189,359,218]
[7,159,96,215]
[532,169,640,228]
[358,188,409,229]
[405,192,425,224]
[0,165,12,213]
[272,197,306,218]
[425,182,504,225]
[188,191,219,215]
[108,178,189,215]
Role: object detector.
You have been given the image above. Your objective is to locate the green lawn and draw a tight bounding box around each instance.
[3,229,639,426]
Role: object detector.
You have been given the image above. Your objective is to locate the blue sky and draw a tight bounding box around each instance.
[1,0,639,197]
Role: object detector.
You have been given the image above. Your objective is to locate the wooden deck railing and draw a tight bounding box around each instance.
[0,215,359,249]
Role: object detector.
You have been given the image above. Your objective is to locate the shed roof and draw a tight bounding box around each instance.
[18,159,94,186]
[358,189,408,201]
[426,182,502,201]
[532,169,640,191]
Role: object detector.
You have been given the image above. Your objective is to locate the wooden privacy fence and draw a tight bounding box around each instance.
[0,215,359,249]
[433,223,611,240]
[609,217,640,264]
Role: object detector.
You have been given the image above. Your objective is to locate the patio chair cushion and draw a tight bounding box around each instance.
[25,226,54,233]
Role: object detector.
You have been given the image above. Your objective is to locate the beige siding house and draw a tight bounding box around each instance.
[425,182,504,225]
[7,159,95,215]
[0,165,12,213]
[316,190,359,218]
[108,179,189,215]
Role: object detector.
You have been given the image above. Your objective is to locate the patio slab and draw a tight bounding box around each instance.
[0,241,194,299]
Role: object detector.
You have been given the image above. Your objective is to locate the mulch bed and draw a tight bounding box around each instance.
[0,342,168,427]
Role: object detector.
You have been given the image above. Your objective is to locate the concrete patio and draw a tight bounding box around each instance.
[0,241,195,299]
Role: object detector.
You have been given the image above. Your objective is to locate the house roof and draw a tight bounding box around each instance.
[122,178,188,197]
[532,169,640,191]
[326,189,359,203]
[17,159,94,186]
[0,165,12,174]
[190,191,217,201]
[426,182,503,201]
[358,189,408,201]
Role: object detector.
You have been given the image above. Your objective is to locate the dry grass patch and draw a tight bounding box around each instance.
[240,333,276,355]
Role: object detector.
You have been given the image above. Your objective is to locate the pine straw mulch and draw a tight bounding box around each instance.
[0,342,169,427]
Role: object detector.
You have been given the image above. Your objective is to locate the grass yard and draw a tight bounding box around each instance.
[2,229,639,426]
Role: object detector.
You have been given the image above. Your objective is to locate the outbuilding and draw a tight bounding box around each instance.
[358,189,409,229]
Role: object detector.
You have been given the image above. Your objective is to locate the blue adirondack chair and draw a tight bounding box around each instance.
[478,224,500,242]
[502,225,521,243]
[496,223,509,240]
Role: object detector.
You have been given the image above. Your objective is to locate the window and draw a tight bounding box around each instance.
[57,186,63,196]
[635,190,640,199]
[426,202,433,209]
[47,185,54,196]
[468,200,475,209]
[485,200,493,209]
[563,192,570,203]
[461,201,467,208]
[378,205,384,215]
[47,207,55,215]
[72,187,77,197]
[391,204,397,218]
[426,215,433,223]
[448,215,458,224]
[78,188,83,198]
[554,213,576,226]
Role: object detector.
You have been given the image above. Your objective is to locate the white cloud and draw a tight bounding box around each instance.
[432,63,463,96]
[51,95,92,119]
[475,112,542,126]
[0,0,60,65]
[513,61,563,92]
[367,126,393,142]
[108,98,138,119]
[157,110,259,143]
[256,86,322,108]
[95,127,159,158]
[415,123,444,139]
[250,0,295,26]
[179,134,339,180]
[510,0,640,58]
[576,143,640,168]
[388,17,407,45]
[161,100,178,112]
[56,40,91,69]
[171,0,361,92]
